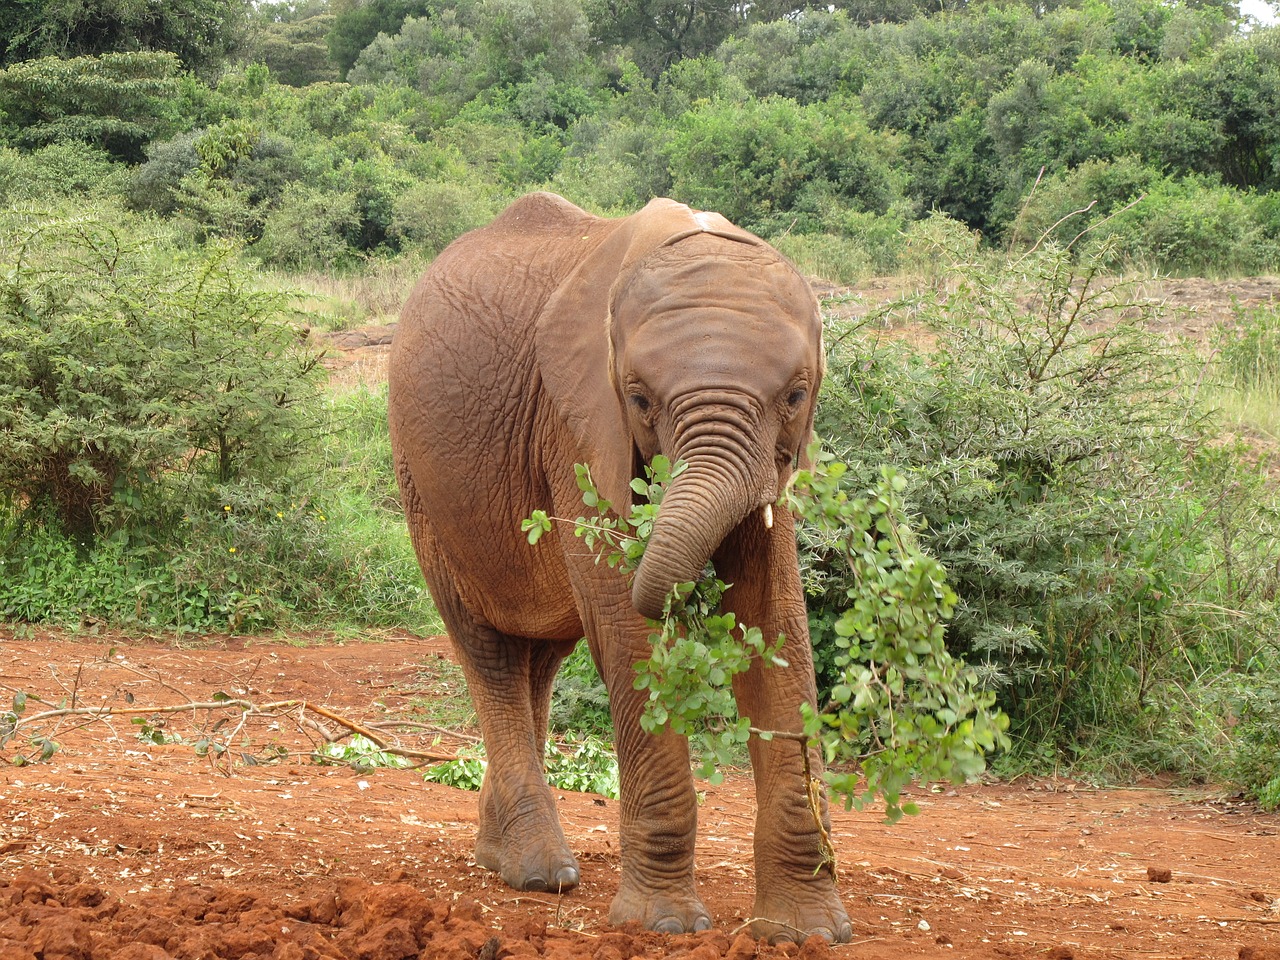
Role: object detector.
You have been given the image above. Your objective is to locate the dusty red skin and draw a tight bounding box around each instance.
[2,632,1278,960]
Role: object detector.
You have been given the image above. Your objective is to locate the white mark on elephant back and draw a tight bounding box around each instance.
[694,212,724,232]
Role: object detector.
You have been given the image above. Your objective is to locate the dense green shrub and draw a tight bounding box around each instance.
[389,180,497,257]
[770,210,909,283]
[0,206,326,535]
[666,95,906,236]
[0,383,440,634]
[346,12,483,117]
[128,131,203,217]
[551,118,674,212]
[808,241,1279,773]
[1093,176,1278,275]
[1006,162,1280,275]
[1003,156,1158,249]
[254,182,363,268]
[1224,672,1280,809]
[717,11,857,104]
[0,143,129,203]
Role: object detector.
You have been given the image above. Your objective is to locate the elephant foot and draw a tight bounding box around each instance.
[475,821,580,892]
[748,876,852,944]
[609,879,711,934]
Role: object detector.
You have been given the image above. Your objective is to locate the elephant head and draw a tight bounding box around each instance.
[535,197,823,620]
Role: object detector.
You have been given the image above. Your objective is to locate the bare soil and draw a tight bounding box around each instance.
[2,631,1278,960]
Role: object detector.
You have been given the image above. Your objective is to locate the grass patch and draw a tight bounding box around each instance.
[271,257,427,331]
[1207,301,1280,445]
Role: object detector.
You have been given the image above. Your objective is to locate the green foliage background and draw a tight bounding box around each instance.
[1,0,1278,275]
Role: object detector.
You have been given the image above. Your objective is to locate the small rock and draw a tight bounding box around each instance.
[1146,866,1173,883]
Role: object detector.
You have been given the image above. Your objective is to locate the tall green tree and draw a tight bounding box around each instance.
[0,0,249,74]
[588,0,745,76]
[326,0,432,77]
[248,0,341,86]
[0,52,179,161]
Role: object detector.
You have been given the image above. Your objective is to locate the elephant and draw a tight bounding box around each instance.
[387,192,851,943]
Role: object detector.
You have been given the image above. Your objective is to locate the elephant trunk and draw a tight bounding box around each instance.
[630,396,775,621]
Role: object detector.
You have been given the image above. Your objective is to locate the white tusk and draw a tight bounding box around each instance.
[763,503,774,529]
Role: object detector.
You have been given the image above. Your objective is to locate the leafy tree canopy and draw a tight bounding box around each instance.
[0,51,180,161]
[0,0,250,74]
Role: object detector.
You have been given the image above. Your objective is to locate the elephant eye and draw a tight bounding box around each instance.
[786,388,807,408]
[629,393,651,415]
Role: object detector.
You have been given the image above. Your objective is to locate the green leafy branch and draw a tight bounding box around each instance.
[525,449,1008,824]
[786,453,1010,822]
[525,457,786,784]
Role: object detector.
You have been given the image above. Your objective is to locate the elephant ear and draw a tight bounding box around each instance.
[534,198,761,513]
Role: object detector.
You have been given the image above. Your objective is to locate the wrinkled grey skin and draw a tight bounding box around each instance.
[388,193,851,943]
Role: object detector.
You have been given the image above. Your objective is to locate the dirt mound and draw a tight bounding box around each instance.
[0,869,837,960]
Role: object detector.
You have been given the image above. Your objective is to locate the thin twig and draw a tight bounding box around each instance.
[748,726,838,880]
[12,698,460,763]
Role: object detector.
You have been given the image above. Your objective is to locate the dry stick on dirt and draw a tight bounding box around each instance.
[366,719,483,744]
[3,652,468,767]
[7,695,461,766]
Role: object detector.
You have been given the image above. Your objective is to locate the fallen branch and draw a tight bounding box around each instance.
[4,688,462,766]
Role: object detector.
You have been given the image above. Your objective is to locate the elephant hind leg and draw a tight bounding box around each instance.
[464,631,580,893]
[398,463,579,892]
[475,638,579,891]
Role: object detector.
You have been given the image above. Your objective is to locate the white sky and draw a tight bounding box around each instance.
[1239,0,1277,25]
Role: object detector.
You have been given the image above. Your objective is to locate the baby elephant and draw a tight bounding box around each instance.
[388,192,850,943]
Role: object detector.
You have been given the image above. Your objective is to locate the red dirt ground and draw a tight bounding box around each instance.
[2,631,1278,960]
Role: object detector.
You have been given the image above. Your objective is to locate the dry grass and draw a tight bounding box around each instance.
[269,256,428,331]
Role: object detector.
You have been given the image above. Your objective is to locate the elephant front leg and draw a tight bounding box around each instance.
[716,518,853,944]
[584,629,712,935]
